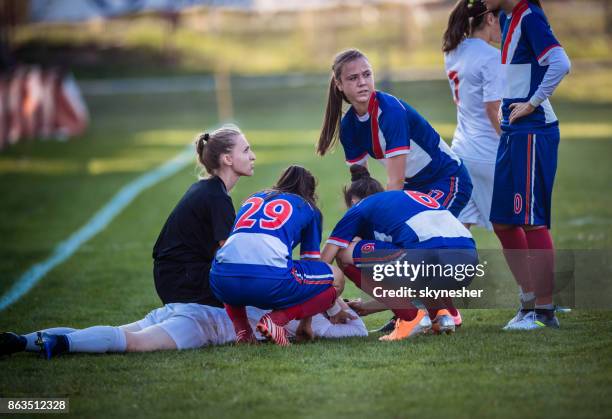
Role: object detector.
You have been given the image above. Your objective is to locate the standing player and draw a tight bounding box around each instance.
[483,0,571,329]
[317,49,473,218]
[210,166,345,347]
[1,125,256,357]
[321,165,478,342]
[443,0,502,230]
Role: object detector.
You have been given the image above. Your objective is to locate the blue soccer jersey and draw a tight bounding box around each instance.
[327,190,475,250]
[499,0,561,132]
[340,91,462,187]
[212,191,322,278]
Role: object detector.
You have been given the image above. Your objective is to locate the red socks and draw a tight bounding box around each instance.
[224,304,251,335]
[343,265,362,288]
[494,226,532,293]
[525,228,555,306]
[269,287,337,326]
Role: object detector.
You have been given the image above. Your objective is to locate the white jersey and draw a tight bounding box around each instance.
[444,38,503,163]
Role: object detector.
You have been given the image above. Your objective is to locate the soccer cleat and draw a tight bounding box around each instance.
[431,309,456,335]
[256,314,290,347]
[369,316,397,334]
[379,310,432,341]
[554,305,572,314]
[0,332,27,356]
[451,310,462,328]
[503,310,560,331]
[235,329,257,345]
[35,332,68,359]
[502,308,533,330]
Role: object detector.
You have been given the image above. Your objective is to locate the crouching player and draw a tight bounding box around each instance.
[210,166,345,346]
[321,165,478,341]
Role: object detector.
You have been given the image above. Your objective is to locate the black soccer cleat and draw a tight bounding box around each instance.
[0,332,27,356]
[370,316,397,333]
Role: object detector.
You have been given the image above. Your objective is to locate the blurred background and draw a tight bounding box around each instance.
[0,0,611,287]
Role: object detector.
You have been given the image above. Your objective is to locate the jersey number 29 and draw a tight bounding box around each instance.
[235,197,293,230]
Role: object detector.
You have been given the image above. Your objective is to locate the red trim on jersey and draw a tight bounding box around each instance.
[367,92,385,159]
[328,236,349,245]
[346,151,368,164]
[525,134,533,224]
[385,146,410,156]
[442,176,456,208]
[537,44,562,62]
[501,0,530,64]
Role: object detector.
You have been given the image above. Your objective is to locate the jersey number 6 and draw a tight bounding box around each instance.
[404,190,441,209]
[235,197,293,230]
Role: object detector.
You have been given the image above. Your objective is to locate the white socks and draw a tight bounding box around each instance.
[65,326,127,353]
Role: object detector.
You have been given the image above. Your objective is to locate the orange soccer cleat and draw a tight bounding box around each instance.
[379,310,432,341]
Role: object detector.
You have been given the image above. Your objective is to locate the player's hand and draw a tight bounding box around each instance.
[346,299,374,317]
[329,309,357,324]
[295,317,314,343]
[508,102,535,124]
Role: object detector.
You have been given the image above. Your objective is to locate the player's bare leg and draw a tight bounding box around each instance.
[124,325,177,352]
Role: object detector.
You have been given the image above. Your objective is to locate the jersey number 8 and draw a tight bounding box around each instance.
[235,197,293,231]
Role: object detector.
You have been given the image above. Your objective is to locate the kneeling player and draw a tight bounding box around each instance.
[210,166,345,346]
[321,165,478,341]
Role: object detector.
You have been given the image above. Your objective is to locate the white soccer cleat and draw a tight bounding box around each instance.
[432,309,456,334]
[503,308,532,330]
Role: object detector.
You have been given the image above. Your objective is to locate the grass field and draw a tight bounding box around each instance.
[1,79,612,418]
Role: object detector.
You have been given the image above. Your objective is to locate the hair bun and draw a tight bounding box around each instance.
[349,164,371,182]
[203,133,210,142]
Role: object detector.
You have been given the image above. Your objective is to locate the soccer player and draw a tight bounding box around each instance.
[443,0,502,230]
[1,125,256,358]
[317,49,473,217]
[321,165,478,342]
[483,0,571,330]
[210,166,345,347]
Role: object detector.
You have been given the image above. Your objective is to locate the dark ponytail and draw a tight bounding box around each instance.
[317,49,368,156]
[343,165,384,208]
[528,0,542,8]
[270,165,319,212]
[442,0,491,53]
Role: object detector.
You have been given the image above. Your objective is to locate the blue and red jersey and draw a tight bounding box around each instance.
[327,190,475,250]
[212,191,322,278]
[340,91,462,187]
[499,0,561,133]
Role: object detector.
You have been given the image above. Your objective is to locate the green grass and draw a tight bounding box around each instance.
[1,80,611,418]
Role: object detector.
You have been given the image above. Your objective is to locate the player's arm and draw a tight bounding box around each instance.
[510,14,571,124]
[380,110,410,190]
[485,100,502,136]
[385,154,406,191]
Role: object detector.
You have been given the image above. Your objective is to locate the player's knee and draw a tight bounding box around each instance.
[331,265,345,295]
[493,223,514,232]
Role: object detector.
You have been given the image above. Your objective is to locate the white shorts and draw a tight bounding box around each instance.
[137,304,367,349]
[137,303,235,350]
[457,158,496,230]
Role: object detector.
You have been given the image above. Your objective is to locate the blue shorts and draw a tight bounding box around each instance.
[406,164,473,217]
[490,131,559,227]
[352,240,403,268]
[209,260,334,310]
